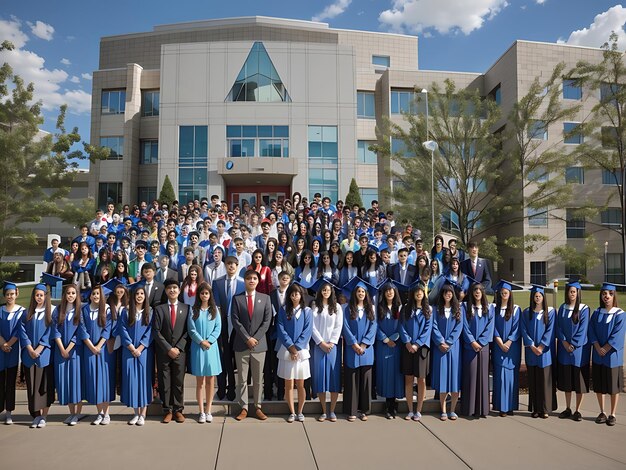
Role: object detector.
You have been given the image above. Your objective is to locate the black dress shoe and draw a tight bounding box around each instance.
[595,412,607,424]
[572,411,582,422]
[217,390,226,400]
[558,408,572,419]
[226,390,236,401]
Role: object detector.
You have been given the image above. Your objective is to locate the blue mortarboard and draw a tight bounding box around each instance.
[378,243,389,253]
[2,281,17,293]
[34,283,47,292]
[367,244,381,253]
[530,285,545,295]
[41,272,64,287]
[135,240,148,249]
[95,234,107,243]
[566,280,582,290]
[494,280,513,292]
[601,282,616,291]
[377,279,397,294]
[391,278,424,293]
[309,277,337,293]
[341,276,377,300]
[102,278,123,297]
[127,279,146,292]
[120,235,131,243]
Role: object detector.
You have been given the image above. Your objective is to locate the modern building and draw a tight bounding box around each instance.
[88,16,622,285]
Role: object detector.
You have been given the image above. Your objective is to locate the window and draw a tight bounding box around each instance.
[566,209,585,238]
[359,188,378,207]
[140,140,158,164]
[606,253,624,283]
[308,168,338,203]
[138,187,157,204]
[563,79,582,100]
[565,167,584,184]
[390,89,425,115]
[467,178,487,193]
[488,84,501,105]
[227,125,289,158]
[528,165,548,183]
[441,211,460,233]
[226,42,291,102]
[308,126,338,163]
[601,208,622,226]
[391,138,415,158]
[357,141,377,164]
[98,182,122,208]
[440,140,476,160]
[563,122,583,144]
[600,82,620,104]
[372,55,390,68]
[528,120,548,140]
[101,90,126,114]
[530,261,547,287]
[100,136,124,160]
[528,208,548,226]
[602,169,623,185]
[601,126,618,148]
[467,210,482,230]
[357,91,375,119]
[179,126,208,203]
[142,90,159,117]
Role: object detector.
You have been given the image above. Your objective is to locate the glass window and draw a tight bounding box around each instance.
[357,91,375,119]
[563,122,583,144]
[98,182,122,208]
[101,90,126,114]
[528,165,548,183]
[372,55,390,67]
[226,42,291,102]
[138,187,157,204]
[606,253,624,283]
[390,89,425,115]
[467,210,482,230]
[308,126,338,162]
[530,261,547,286]
[600,82,620,104]
[602,169,623,185]
[226,126,289,157]
[601,207,622,226]
[100,136,124,160]
[142,90,159,117]
[528,208,548,226]
[563,79,582,100]
[440,211,460,233]
[528,120,548,140]
[566,209,585,238]
[179,126,208,165]
[140,140,158,164]
[359,188,378,207]
[488,84,501,105]
[565,166,584,184]
[391,138,415,158]
[357,141,377,164]
[468,178,487,193]
[601,126,618,148]
[308,168,338,203]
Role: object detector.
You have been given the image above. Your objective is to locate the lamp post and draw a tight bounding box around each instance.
[605,240,609,282]
[420,89,437,247]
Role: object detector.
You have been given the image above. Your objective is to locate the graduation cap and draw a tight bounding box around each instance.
[119,235,131,244]
[530,284,545,295]
[135,240,148,250]
[41,272,64,287]
[391,278,425,293]
[2,281,17,293]
[95,234,107,243]
[493,280,513,292]
[378,243,389,253]
[367,244,381,253]
[101,278,123,297]
[127,279,146,292]
[601,282,616,291]
[309,277,338,294]
[341,276,378,300]
[33,283,47,292]
[566,280,582,290]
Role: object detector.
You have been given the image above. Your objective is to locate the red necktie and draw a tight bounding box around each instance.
[247,295,253,319]
[170,304,176,328]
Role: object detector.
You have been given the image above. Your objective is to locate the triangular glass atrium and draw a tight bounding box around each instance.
[226,42,291,102]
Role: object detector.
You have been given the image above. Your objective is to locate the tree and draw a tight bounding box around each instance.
[0,40,107,281]
[552,235,601,283]
[345,178,363,208]
[158,174,176,207]
[59,197,96,229]
[569,32,626,283]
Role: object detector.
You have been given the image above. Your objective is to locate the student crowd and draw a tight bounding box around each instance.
[0,192,623,427]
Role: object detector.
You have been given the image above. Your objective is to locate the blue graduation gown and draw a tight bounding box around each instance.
[556,303,590,367]
[588,307,625,368]
[0,305,24,370]
[521,308,555,368]
[275,306,313,352]
[430,307,462,393]
[399,307,433,348]
[187,308,222,377]
[51,307,82,405]
[461,304,495,358]
[491,304,522,412]
[19,311,51,368]
[342,305,377,369]
[375,310,404,398]
[78,305,112,404]
[119,309,154,408]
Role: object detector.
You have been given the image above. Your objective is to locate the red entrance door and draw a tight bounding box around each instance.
[228,185,290,210]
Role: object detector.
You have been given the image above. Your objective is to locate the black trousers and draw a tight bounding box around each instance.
[343,365,372,417]
[217,331,236,397]
[157,353,186,413]
[0,365,18,413]
[263,336,284,400]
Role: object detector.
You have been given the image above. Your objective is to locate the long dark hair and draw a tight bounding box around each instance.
[495,287,514,321]
[58,284,81,326]
[192,282,218,320]
[285,283,306,320]
[599,288,618,309]
[437,284,460,322]
[181,264,204,291]
[466,283,489,321]
[313,282,338,316]
[405,284,431,320]
[250,249,267,270]
[377,283,401,320]
[349,285,375,321]
[529,290,549,326]
[107,285,129,321]
[26,285,52,326]
[128,286,151,326]
[87,285,108,328]
[299,249,316,270]
[565,285,581,325]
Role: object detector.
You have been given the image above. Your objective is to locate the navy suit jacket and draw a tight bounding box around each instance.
[460,257,492,291]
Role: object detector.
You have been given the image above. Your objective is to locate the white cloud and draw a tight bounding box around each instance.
[535,0,547,4]
[81,72,92,80]
[312,0,352,22]
[0,17,91,114]
[27,20,54,41]
[60,58,71,65]
[558,5,626,50]
[379,0,509,35]
[69,75,80,83]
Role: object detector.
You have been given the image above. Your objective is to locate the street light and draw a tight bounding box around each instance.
[422,140,438,248]
[605,241,609,282]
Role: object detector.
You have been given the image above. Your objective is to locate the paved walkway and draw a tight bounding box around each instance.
[1,388,624,470]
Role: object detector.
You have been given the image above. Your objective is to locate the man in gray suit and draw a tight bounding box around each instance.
[152,279,190,423]
[232,269,272,421]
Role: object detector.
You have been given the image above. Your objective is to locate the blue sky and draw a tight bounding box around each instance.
[1,0,624,165]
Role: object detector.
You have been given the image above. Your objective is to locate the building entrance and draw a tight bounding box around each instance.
[228,185,290,211]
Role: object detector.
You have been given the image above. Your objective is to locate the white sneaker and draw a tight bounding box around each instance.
[136,416,145,426]
[63,415,73,425]
[128,415,139,425]
[405,412,414,421]
[198,412,206,424]
[101,415,111,425]
[69,415,78,426]
[5,412,13,425]
[206,413,213,423]
[30,416,42,428]
[37,418,47,428]
[92,414,103,425]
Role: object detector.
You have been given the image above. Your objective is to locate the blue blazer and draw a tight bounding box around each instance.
[521,308,555,368]
[491,304,522,370]
[588,307,625,368]
[275,306,312,352]
[19,312,52,368]
[342,305,377,368]
[461,303,494,350]
[556,303,589,367]
[399,306,432,347]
